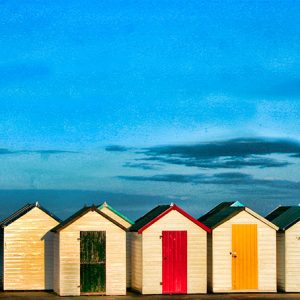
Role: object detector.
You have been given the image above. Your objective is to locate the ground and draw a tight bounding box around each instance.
[0,292,300,300]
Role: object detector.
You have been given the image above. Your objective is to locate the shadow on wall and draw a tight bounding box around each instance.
[42,231,55,290]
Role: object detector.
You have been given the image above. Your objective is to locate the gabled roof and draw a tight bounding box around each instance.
[0,202,61,228]
[51,205,127,232]
[199,202,278,230]
[130,204,211,233]
[266,206,300,231]
[98,201,134,225]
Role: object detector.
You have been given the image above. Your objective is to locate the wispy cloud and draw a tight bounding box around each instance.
[105,145,131,152]
[122,161,162,170]
[138,137,300,169]
[0,148,77,156]
[118,172,300,190]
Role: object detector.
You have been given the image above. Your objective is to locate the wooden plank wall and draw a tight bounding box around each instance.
[130,232,142,292]
[212,210,276,292]
[141,210,207,294]
[3,207,59,290]
[285,221,300,292]
[54,211,126,296]
[99,206,132,288]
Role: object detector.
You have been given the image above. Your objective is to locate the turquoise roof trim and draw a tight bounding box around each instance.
[231,201,245,207]
[98,202,134,225]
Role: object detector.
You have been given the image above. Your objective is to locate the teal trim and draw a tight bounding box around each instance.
[98,202,134,225]
[231,201,245,207]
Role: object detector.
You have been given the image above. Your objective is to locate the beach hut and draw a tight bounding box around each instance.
[266,206,300,292]
[130,203,211,294]
[199,201,278,293]
[98,202,134,288]
[0,202,60,290]
[52,205,127,296]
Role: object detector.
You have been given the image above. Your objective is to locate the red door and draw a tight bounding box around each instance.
[162,231,187,294]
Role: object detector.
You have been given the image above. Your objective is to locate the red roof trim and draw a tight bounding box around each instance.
[137,204,211,234]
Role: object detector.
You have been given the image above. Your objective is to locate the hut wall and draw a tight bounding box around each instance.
[142,210,207,294]
[57,211,126,296]
[99,206,132,288]
[212,210,276,292]
[3,207,58,290]
[285,221,300,292]
[276,232,285,291]
[131,232,142,292]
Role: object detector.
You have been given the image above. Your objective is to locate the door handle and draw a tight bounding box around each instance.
[230,251,237,257]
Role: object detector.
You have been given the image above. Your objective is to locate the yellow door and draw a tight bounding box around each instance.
[232,224,258,290]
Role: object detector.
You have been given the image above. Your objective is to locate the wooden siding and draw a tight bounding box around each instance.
[276,232,285,291]
[54,211,126,296]
[285,221,300,292]
[130,232,142,292]
[99,205,132,288]
[211,210,276,293]
[141,210,207,294]
[3,207,59,290]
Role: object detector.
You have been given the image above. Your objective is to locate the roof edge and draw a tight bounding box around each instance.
[137,204,211,234]
[51,206,127,232]
[98,202,134,225]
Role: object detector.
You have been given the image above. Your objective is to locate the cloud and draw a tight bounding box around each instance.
[122,162,162,170]
[118,171,300,190]
[105,145,130,152]
[0,148,77,157]
[139,137,300,169]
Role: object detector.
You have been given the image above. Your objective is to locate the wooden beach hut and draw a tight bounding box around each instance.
[52,205,127,296]
[130,203,211,295]
[98,201,134,288]
[0,202,60,290]
[266,206,300,292]
[199,201,278,293]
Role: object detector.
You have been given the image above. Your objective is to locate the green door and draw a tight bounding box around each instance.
[80,231,106,294]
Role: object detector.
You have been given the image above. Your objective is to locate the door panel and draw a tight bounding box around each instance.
[80,231,106,294]
[162,231,187,294]
[232,224,258,290]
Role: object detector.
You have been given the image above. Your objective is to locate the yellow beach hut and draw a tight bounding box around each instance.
[199,201,278,293]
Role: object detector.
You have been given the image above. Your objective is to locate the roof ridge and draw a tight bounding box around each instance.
[98,202,134,225]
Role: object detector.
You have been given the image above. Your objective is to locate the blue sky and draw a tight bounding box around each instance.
[1,0,300,221]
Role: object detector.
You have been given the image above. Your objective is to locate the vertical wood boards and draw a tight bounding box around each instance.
[232,224,258,290]
[162,231,187,294]
[211,210,276,292]
[53,211,126,296]
[80,231,106,294]
[3,207,59,290]
[138,210,207,294]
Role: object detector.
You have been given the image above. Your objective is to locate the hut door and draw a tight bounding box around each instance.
[232,224,258,290]
[162,231,187,294]
[80,231,106,294]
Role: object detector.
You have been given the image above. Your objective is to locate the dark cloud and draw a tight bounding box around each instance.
[142,156,290,169]
[118,171,300,190]
[123,162,162,170]
[105,145,130,152]
[140,137,299,169]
